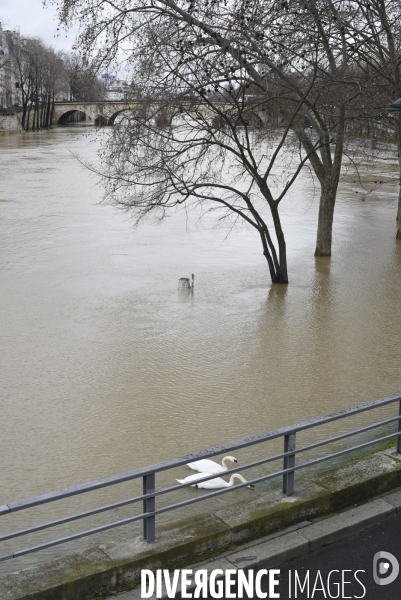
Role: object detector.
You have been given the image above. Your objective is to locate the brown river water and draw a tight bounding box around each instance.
[1,126,401,574]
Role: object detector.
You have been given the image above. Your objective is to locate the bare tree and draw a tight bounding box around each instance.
[63,53,106,102]
[12,37,66,130]
[12,37,39,129]
[95,75,326,282]
[339,0,401,234]
[48,0,376,261]
[50,0,351,282]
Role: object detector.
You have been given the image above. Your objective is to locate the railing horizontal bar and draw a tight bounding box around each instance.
[0,510,150,562]
[0,554,13,562]
[135,414,401,502]
[138,414,401,502]
[0,495,147,543]
[178,415,401,484]
[0,476,271,562]
[288,415,400,457]
[0,453,309,543]
[4,393,400,514]
[284,430,401,482]
[147,431,401,517]
[2,431,399,563]
[123,414,401,505]
[124,413,401,507]
[0,466,271,544]
[0,471,240,543]
[145,431,401,521]
[1,467,256,543]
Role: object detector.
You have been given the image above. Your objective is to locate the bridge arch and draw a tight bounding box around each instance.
[108,109,136,125]
[57,110,90,125]
[109,106,176,128]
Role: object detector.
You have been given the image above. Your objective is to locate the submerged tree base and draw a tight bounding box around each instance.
[314,247,332,257]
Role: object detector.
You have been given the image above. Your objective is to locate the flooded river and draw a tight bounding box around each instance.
[1,126,401,573]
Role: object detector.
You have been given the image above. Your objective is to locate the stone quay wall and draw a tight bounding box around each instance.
[0,110,22,133]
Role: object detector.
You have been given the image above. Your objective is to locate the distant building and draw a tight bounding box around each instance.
[101,73,117,87]
[0,23,21,107]
[105,79,133,101]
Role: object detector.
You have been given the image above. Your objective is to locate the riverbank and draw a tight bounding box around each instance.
[1,446,401,600]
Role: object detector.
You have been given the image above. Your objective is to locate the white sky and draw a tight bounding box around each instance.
[0,0,77,50]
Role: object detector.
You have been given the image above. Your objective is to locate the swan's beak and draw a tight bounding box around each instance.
[234,460,239,466]
[249,485,255,491]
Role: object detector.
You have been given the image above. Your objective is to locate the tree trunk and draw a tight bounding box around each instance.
[293,119,343,259]
[32,104,37,131]
[21,104,27,130]
[262,206,288,284]
[272,207,288,283]
[397,162,401,223]
[396,115,401,222]
[397,165,401,238]
[314,178,337,256]
[314,114,344,257]
[276,237,288,283]
[35,103,39,130]
[49,96,55,127]
[46,96,51,128]
[27,104,32,131]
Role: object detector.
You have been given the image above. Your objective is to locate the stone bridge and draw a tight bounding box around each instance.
[53,100,269,127]
[53,101,138,125]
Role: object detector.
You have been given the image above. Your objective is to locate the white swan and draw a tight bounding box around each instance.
[186,456,239,474]
[176,472,255,490]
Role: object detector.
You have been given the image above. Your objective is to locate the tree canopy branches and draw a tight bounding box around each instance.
[47,0,401,280]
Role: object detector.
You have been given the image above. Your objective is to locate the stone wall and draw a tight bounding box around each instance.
[0,110,22,133]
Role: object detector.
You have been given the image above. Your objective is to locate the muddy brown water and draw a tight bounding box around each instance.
[1,127,401,574]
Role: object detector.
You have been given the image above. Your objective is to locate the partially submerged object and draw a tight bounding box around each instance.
[178,273,195,291]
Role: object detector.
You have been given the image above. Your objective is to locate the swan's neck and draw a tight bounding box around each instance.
[222,456,235,469]
[229,474,247,485]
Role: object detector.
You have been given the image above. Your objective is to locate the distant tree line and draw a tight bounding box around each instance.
[9,35,106,130]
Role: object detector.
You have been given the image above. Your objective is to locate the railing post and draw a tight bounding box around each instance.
[283,433,296,496]
[143,473,155,543]
[397,401,401,455]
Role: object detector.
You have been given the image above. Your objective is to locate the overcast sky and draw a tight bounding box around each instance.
[0,0,77,50]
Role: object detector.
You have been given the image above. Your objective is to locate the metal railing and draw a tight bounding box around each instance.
[1,392,401,562]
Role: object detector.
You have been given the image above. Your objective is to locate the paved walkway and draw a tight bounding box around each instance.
[261,513,401,600]
[108,488,401,599]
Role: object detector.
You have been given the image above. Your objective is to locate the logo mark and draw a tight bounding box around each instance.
[373,551,399,586]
